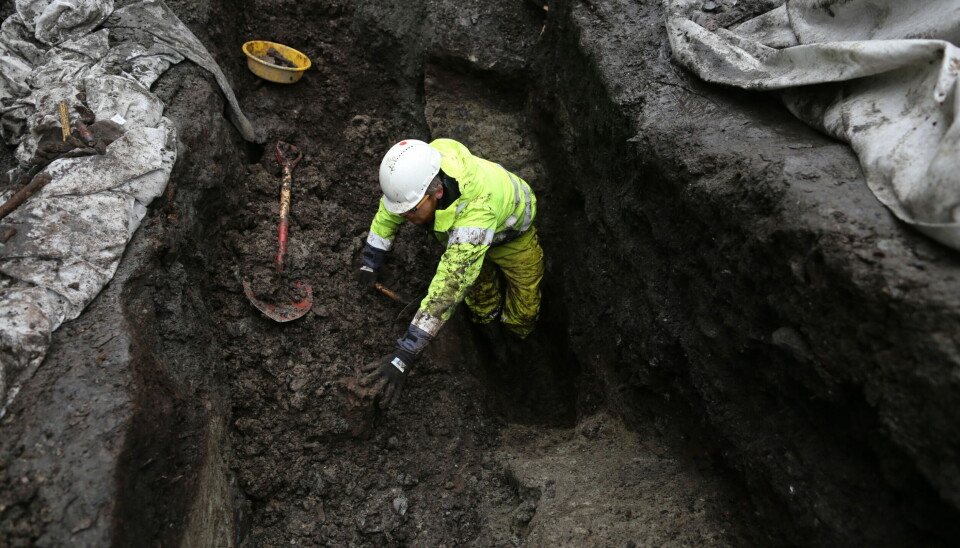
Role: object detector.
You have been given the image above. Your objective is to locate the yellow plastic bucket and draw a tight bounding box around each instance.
[242,40,311,84]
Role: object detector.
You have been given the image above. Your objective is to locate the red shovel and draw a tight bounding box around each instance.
[241,141,313,322]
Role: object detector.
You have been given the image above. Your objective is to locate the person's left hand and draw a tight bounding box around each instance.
[358,348,417,409]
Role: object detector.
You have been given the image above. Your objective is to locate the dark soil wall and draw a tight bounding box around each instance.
[110,60,249,547]
[533,0,960,546]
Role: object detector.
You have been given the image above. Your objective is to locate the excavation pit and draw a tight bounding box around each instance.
[3,1,960,547]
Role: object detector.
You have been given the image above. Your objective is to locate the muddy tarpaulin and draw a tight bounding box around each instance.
[666,0,960,251]
[0,0,254,417]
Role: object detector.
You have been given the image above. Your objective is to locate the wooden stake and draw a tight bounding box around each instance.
[59,102,71,141]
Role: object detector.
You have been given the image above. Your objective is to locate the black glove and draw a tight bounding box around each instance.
[358,347,417,408]
[355,265,377,289]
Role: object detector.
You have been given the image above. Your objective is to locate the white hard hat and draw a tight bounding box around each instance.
[379,139,442,214]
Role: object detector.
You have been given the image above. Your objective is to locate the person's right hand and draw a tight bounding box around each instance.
[355,265,377,289]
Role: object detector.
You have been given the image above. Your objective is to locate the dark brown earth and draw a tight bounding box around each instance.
[2,0,960,546]
[187,0,748,545]
[259,47,296,68]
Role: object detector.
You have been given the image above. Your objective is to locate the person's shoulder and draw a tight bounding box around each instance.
[429,138,468,155]
[431,139,476,180]
[429,137,464,147]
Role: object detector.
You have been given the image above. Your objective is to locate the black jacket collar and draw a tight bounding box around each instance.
[424,170,461,232]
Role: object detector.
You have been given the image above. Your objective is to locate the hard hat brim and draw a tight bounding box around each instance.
[382,193,424,215]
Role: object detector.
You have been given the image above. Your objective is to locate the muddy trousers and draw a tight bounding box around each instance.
[464,227,544,339]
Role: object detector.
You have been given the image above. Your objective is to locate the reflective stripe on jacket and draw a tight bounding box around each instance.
[365,138,536,336]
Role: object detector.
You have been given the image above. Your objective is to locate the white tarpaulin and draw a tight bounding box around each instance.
[16,0,113,46]
[0,0,254,417]
[666,0,960,250]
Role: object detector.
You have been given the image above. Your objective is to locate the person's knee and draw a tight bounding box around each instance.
[467,302,502,325]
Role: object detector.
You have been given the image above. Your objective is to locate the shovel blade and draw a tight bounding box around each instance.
[242,279,313,322]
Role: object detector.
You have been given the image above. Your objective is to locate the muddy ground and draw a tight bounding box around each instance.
[3,0,960,546]
[183,0,750,545]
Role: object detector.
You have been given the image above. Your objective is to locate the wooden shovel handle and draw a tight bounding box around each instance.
[276,166,292,273]
[0,173,52,222]
[374,282,404,302]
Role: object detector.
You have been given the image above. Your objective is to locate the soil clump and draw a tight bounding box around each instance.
[259,47,296,68]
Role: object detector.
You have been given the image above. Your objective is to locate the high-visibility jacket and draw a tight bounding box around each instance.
[364,138,537,339]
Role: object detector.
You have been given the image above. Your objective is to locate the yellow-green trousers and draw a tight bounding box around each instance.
[464,227,544,338]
